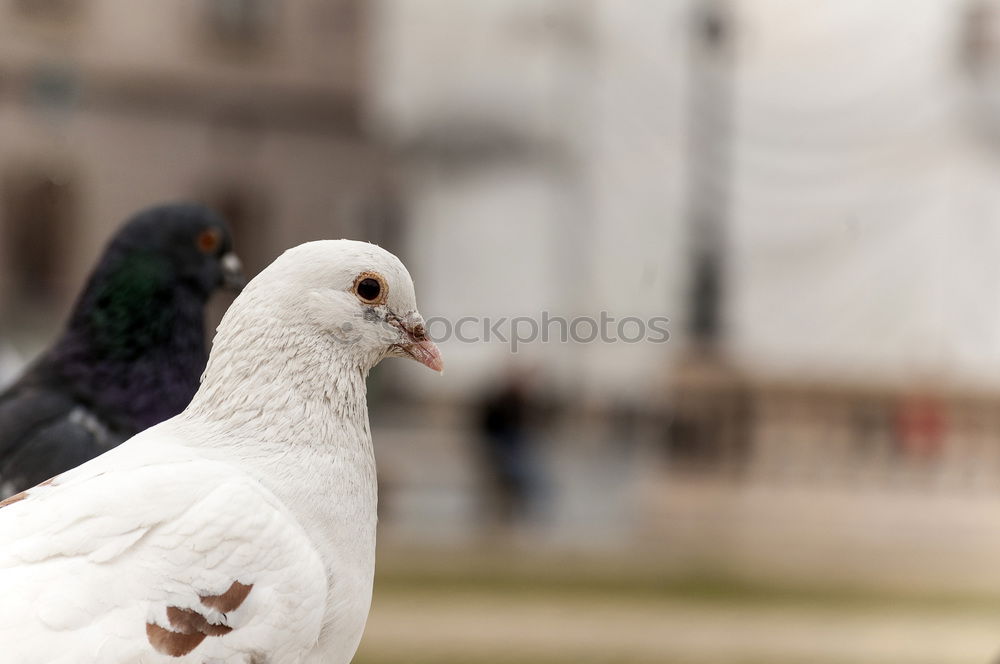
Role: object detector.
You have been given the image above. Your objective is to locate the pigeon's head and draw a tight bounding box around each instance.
[253,240,443,373]
[109,203,245,297]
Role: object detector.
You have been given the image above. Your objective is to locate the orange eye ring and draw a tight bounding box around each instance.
[197,228,222,254]
[353,271,387,305]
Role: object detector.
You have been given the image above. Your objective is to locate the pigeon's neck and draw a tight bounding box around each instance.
[183,295,379,569]
[186,300,373,452]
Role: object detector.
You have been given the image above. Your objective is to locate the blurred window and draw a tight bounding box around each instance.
[13,0,79,21]
[1,169,76,306]
[312,0,357,35]
[203,0,276,48]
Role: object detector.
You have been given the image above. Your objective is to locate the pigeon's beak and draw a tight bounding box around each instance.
[393,317,444,373]
[221,253,247,292]
[403,337,444,373]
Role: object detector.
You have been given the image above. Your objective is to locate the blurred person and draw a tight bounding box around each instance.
[0,203,244,496]
[474,367,549,526]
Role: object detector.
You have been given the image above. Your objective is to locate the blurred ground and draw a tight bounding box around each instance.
[356,549,1000,664]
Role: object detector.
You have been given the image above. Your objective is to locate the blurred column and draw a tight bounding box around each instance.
[666,0,748,477]
[684,0,735,351]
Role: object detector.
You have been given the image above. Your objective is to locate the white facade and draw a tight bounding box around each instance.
[372,0,1000,399]
[370,0,690,400]
[729,0,1000,390]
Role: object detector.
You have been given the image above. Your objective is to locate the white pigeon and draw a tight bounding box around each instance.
[0,240,443,664]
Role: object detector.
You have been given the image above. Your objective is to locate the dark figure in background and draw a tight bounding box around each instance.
[0,203,245,496]
[475,370,547,525]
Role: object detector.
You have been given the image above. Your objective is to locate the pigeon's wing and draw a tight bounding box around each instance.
[0,385,111,495]
[0,433,329,664]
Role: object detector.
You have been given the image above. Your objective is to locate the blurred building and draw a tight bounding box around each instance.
[370,0,1000,389]
[369,0,1000,482]
[0,0,388,342]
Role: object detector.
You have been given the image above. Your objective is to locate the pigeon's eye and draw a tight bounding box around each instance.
[357,279,380,300]
[197,228,222,254]
[353,272,387,305]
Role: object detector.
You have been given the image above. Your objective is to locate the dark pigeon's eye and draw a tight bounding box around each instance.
[353,272,387,305]
[197,228,222,254]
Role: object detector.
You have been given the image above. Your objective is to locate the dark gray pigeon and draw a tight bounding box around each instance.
[0,203,244,495]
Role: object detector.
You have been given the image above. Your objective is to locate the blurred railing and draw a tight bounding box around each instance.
[666,362,1000,491]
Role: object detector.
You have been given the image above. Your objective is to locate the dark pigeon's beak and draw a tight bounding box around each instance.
[221,253,247,292]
